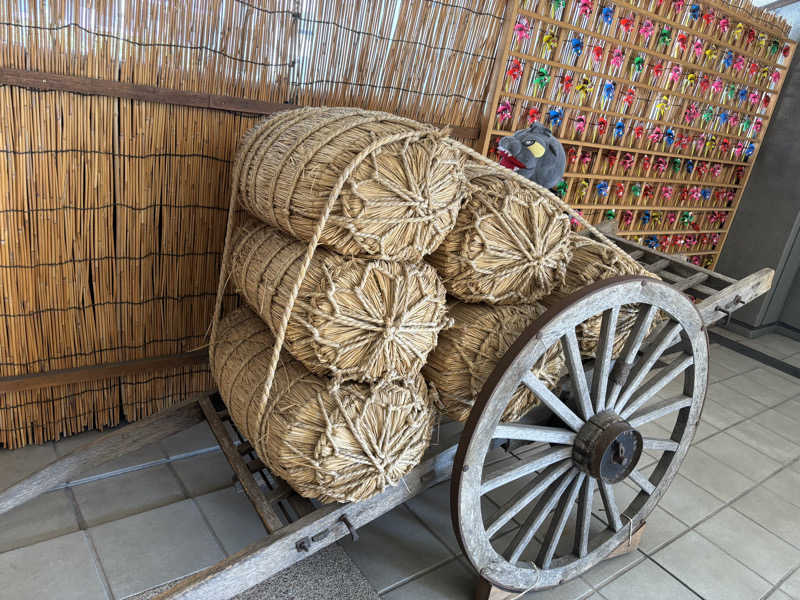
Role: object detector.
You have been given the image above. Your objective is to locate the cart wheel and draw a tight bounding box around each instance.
[451,276,708,592]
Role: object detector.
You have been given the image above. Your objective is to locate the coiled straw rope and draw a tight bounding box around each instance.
[211,307,435,503]
[230,217,449,382]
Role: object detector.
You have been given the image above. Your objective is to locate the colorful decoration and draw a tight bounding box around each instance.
[497,101,512,122]
[514,18,530,42]
[548,108,563,126]
[506,59,522,81]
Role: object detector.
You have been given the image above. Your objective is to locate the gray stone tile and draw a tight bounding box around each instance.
[709,347,763,374]
[768,590,793,600]
[0,490,79,553]
[0,443,57,489]
[780,569,800,598]
[696,432,782,481]
[382,558,473,600]
[763,468,800,508]
[72,464,185,527]
[750,334,800,358]
[708,360,739,383]
[699,400,745,429]
[195,487,267,556]
[706,382,769,417]
[785,353,800,368]
[90,499,225,599]
[727,420,800,464]
[691,420,719,443]
[697,507,800,584]
[632,505,688,554]
[657,473,725,526]
[676,447,755,501]
[518,576,594,599]
[53,429,102,457]
[723,371,793,407]
[752,409,800,443]
[582,549,645,589]
[160,422,219,458]
[653,530,771,600]
[341,505,452,593]
[734,487,800,548]
[0,531,108,600]
[599,557,700,599]
[774,398,800,422]
[170,450,235,497]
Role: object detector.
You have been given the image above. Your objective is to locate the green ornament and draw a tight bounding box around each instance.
[726,84,736,100]
[555,181,568,197]
[742,117,752,131]
[659,27,672,47]
[535,68,550,88]
[702,107,714,123]
[633,56,645,72]
[680,211,694,224]
[671,158,681,173]
[769,40,780,55]
[604,209,616,220]
[631,184,642,197]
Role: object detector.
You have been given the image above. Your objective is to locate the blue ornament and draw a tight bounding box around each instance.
[603,81,615,100]
[645,235,660,248]
[641,210,651,224]
[689,4,700,19]
[719,111,729,125]
[685,159,695,174]
[597,181,609,197]
[738,88,748,102]
[571,37,583,56]
[701,188,711,200]
[664,127,675,146]
[601,6,614,24]
[745,142,755,157]
[614,120,625,139]
[722,50,733,68]
[548,108,564,126]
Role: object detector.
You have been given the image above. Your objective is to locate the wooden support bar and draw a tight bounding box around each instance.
[198,396,285,534]
[0,68,480,140]
[0,350,208,394]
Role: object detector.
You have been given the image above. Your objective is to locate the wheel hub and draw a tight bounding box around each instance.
[573,410,643,483]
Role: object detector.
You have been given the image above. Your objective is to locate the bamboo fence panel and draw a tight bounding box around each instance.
[0,0,509,448]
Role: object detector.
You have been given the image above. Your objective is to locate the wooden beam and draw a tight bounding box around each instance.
[0,349,208,394]
[0,68,480,140]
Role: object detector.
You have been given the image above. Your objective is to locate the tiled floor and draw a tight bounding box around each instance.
[0,330,799,599]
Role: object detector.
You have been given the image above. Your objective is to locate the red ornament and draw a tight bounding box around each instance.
[593,46,604,63]
[620,17,633,32]
[634,125,644,138]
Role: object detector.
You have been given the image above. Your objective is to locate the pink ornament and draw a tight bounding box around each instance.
[514,18,530,42]
[733,56,745,71]
[710,78,723,94]
[669,64,682,82]
[693,40,704,57]
[719,17,730,33]
[771,70,781,85]
[611,48,624,68]
[640,20,654,40]
[753,118,763,133]
[662,185,674,200]
[749,91,760,104]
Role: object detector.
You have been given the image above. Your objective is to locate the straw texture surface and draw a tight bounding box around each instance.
[428,164,572,304]
[542,234,661,357]
[211,306,435,504]
[233,107,466,261]
[423,301,565,423]
[229,218,448,381]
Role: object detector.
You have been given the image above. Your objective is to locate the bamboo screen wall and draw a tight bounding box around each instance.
[0,0,508,448]
[481,0,794,270]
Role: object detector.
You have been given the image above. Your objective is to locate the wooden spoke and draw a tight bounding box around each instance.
[642,438,679,452]
[481,447,574,495]
[493,424,576,445]
[620,354,694,420]
[613,322,682,413]
[574,477,596,558]
[506,469,578,564]
[606,304,658,408]
[562,329,593,420]
[628,469,656,495]
[486,462,573,538]
[538,473,586,569]
[592,306,620,413]
[522,372,585,432]
[598,481,623,532]
[628,396,693,428]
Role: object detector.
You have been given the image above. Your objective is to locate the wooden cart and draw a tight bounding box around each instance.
[0,232,773,600]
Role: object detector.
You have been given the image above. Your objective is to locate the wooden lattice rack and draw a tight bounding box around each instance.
[480,0,795,269]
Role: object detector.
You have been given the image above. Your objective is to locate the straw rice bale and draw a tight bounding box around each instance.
[423,301,565,423]
[428,164,572,304]
[211,306,435,504]
[230,218,449,382]
[233,107,465,261]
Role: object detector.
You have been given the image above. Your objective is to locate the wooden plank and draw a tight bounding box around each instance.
[198,396,284,534]
[0,398,204,516]
[0,349,208,393]
[696,268,774,326]
[0,68,480,140]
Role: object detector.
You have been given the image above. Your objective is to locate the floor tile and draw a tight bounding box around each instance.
[0,531,108,600]
[582,549,645,589]
[691,420,719,443]
[170,450,235,497]
[518,576,593,599]
[708,360,739,383]
[768,589,794,600]
[160,422,218,458]
[657,473,725,526]
[749,334,800,358]
[734,487,800,548]
[698,400,745,429]
[72,464,185,527]
[785,353,800,368]
[382,558,474,600]
[90,499,225,599]
[634,506,688,554]
[53,429,102,457]
[780,568,800,598]
[194,486,267,556]
[654,530,771,600]
[763,468,800,508]
[705,382,769,417]
[774,398,800,423]
[0,490,79,553]
[709,347,763,375]
[723,371,793,407]
[599,557,700,599]
[752,409,800,443]
[341,504,452,593]
[676,447,755,501]
[696,507,800,584]
[727,420,800,464]
[696,431,782,481]
[0,443,57,489]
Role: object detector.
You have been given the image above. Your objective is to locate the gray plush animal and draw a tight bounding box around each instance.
[496,123,566,189]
